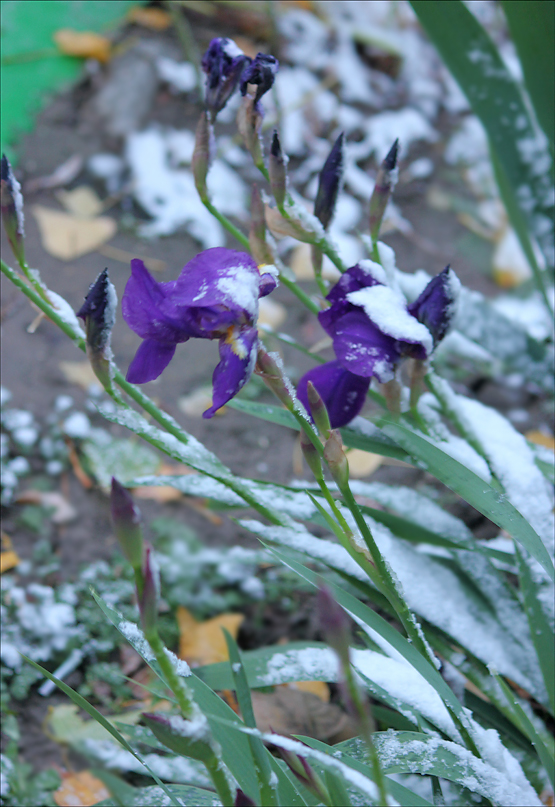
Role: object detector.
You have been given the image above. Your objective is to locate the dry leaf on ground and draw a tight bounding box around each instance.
[289,242,342,281]
[251,687,356,744]
[54,770,110,807]
[53,29,111,62]
[55,186,104,218]
[97,244,166,273]
[178,387,217,417]
[133,485,183,503]
[258,297,287,330]
[59,360,99,391]
[526,430,555,452]
[25,155,84,193]
[127,5,172,29]
[32,205,116,260]
[15,490,76,524]
[347,449,383,478]
[177,606,244,667]
[1,532,20,574]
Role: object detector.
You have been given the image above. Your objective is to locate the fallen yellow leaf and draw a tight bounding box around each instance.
[1,550,20,574]
[133,485,183,503]
[347,449,383,478]
[177,606,244,667]
[59,360,99,390]
[257,297,287,330]
[127,5,172,30]
[32,206,117,261]
[285,680,330,702]
[55,186,104,219]
[53,29,111,63]
[526,430,555,452]
[54,770,110,807]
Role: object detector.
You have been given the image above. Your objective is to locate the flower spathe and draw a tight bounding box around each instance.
[122,248,278,418]
[298,261,460,427]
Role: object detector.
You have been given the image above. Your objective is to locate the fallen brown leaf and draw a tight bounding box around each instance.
[24,154,84,193]
[15,490,77,524]
[31,205,116,260]
[97,244,166,273]
[53,29,111,62]
[53,770,110,807]
[59,360,99,391]
[1,550,20,574]
[177,606,244,667]
[285,680,330,702]
[252,687,356,744]
[133,485,183,503]
[65,439,94,490]
[55,186,104,219]
[178,387,218,417]
[127,5,172,30]
[258,297,287,330]
[526,430,555,452]
[347,449,383,478]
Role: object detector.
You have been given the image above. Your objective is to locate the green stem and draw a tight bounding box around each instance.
[204,756,235,807]
[201,198,251,250]
[278,274,320,314]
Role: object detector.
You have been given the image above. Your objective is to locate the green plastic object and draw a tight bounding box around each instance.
[1,0,138,163]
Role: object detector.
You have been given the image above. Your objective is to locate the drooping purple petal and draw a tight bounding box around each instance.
[240,53,279,105]
[174,248,261,321]
[203,326,258,418]
[258,265,279,298]
[201,38,250,116]
[122,259,192,343]
[126,339,177,384]
[330,309,400,382]
[408,265,460,346]
[297,360,370,428]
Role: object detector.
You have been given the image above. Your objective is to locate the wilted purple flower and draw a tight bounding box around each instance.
[297,262,460,427]
[314,132,345,230]
[122,248,278,418]
[201,37,250,118]
[240,52,278,106]
[1,153,25,265]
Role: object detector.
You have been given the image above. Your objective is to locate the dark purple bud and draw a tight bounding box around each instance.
[77,268,117,390]
[192,112,214,202]
[139,545,159,636]
[407,266,461,346]
[317,585,351,668]
[369,139,399,243]
[142,711,216,762]
[269,130,287,208]
[306,381,331,440]
[267,736,329,802]
[234,790,256,807]
[323,430,349,489]
[201,37,250,118]
[1,153,25,266]
[110,478,143,571]
[240,52,279,106]
[314,133,345,230]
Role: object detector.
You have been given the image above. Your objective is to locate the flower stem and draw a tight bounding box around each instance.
[201,198,251,250]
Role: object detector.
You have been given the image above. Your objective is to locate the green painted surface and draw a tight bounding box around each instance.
[1,0,137,162]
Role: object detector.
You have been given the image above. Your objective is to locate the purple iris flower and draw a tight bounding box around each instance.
[201,38,251,118]
[240,52,279,107]
[122,248,278,418]
[298,262,460,427]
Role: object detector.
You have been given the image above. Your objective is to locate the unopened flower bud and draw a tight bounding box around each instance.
[407,265,460,346]
[368,139,398,244]
[314,133,345,230]
[306,381,331,440]
[323,430,349,489]
[317,585,350,668]
[267,737,329,803]
[76,269,117,391]
[192,112,214,202]
[142,711,217,763]
[255,347,297,412]
[139,545,159,636]
[110,477,144,571]
[300,429,323,480]
[1,154,25,266]
[249,184,274,266]
[237,96,264,166]
[269,130,287,208]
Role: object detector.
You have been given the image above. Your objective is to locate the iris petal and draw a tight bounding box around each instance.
[297,361,370,428]
[331,310,399,382]
[122,259,193,343]
[203,326,258,418]
[126,339,177,384]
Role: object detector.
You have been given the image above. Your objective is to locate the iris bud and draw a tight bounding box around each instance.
[368,139,398,244]
[314,133,345,230]
[139,545,159,637]
[267,738,330,804]
[323,430,349,489]
[300,429,323,480]
[110,478,144,572]
[76,269,117,392]
[317,585,351,669]
[306,381,332,440]
[249,184,275,266]
[192,112,214,203]
[1,153,25,266]
[268,130,287,209]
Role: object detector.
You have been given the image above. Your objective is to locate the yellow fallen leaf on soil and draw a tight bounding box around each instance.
[1,550,20,574]
[53,29,111,62]
[285,680,330,702]
[133,485,183,502]
[59,360,99,391]
[32,205,116,261]
[289,242,342,281]
[177,606,244,666]
[54,771,110,807]
[178,387,226,417]
[54,771,109,806]
[258,297,287,330]
[526,430,555,452]
[127,5,172,29]
[56,186,104,219]
[347,449,383,478]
